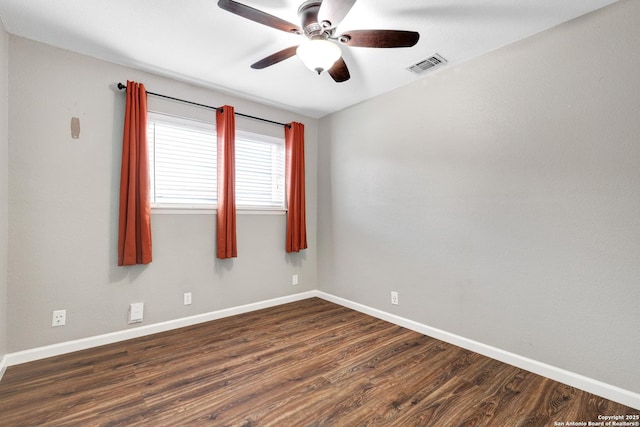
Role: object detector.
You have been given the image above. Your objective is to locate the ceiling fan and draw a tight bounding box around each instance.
[217,0,420,82]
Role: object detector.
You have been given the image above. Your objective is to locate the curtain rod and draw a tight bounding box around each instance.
[116,82,290,128]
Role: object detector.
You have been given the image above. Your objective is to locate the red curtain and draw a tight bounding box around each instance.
[216,105,238,259]
[285,122,308,253]
[118,81,152,266]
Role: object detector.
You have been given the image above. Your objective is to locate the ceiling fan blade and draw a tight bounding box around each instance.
[328,57,350,83]
[318,0,358,28]
[218,0,302,34]
[251,46,299,69]
[338,30,420,48]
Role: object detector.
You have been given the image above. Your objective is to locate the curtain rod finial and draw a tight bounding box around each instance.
[117,82,126,90]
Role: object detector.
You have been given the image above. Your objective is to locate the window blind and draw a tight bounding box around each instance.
[147,113,285,210]
[148,117,217,205]
[236,132,285,209]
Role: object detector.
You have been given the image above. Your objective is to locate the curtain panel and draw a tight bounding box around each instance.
[216,105,238,259]
[118,80,152,266]
[285,122,308,253]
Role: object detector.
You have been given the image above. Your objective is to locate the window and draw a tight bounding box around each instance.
[148,114,217,207]
[147,112,285,211]
[235,131,285,209]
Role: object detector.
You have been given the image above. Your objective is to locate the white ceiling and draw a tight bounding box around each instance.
[0,0,619,118]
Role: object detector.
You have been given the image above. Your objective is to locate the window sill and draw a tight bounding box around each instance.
[151,206,286,215]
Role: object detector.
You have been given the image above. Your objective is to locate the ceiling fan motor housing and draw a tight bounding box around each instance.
[298,0,331,38]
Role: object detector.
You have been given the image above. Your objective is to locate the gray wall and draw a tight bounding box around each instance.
[318,0,640,393]
[7,36,317,352]
[0,19,9,362]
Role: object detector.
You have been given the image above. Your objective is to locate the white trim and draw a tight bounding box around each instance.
[152,208,215,215]
[3,290,638,410]
[5,291,315,367]
[315,292,640,410]
[147,110,215,129]
[151,206,286,215]
[236,209,286,216]
[0,354,7,381]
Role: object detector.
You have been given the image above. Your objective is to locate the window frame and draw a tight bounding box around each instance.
[147,111,286,215]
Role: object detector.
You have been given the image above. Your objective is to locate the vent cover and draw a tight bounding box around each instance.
[407,53,447,74]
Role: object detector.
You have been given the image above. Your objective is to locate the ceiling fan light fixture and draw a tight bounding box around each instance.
[296,39,342,75]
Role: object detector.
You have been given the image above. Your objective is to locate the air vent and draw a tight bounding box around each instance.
[407,53,447,74]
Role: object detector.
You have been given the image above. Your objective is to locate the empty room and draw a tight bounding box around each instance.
[0,0,638,425]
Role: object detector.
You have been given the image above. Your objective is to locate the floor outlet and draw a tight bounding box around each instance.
[52,309,66,327]
[184,292,192,305]
[391,291,399,305]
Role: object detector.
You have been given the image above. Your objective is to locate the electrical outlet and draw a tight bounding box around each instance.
[292,274,299,286]
[391,291,399,305]
[184,292,192,305]
[52,309,66,327]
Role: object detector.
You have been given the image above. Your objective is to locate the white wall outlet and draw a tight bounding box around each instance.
[391,291,399,305]
[292,274,299,286]
[128,302,144,324]
[52,309,66,327]
[184,292,192,305]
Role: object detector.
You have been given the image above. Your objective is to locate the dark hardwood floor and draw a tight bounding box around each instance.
[0,298,637,426]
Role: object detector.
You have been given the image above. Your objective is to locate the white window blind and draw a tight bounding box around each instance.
[236,131,285,209]
[147,112,285,211]
[148,114,217,206]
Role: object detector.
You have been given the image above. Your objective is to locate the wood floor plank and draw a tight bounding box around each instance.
[0,298,636,426]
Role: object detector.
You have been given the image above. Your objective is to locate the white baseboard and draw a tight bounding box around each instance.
[5,291,316,367]
[0,354,7,381]
[4,290,638,410]
[315,291,640,410]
